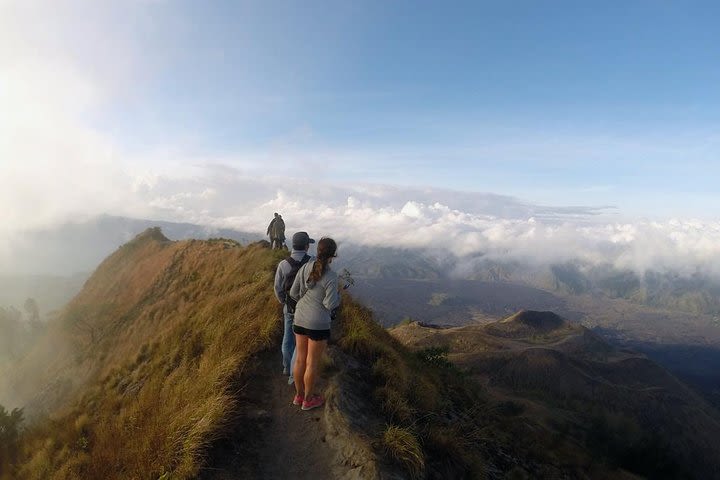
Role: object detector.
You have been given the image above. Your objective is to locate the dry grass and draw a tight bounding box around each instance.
[334,296,490,477]
[14,231,287,479]
[382,425,424,479]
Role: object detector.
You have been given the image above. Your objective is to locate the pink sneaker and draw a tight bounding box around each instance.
[292,394,304,406]
[301,394,324,411]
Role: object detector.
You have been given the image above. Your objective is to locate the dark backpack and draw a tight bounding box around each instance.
[283,254,311,313]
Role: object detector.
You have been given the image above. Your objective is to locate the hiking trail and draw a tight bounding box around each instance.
[201,349,383,480]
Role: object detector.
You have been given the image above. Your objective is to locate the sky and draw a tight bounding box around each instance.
[1,0,720,274]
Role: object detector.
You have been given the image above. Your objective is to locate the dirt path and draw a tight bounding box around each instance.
[253,353,334,479]
[201,350,336,480]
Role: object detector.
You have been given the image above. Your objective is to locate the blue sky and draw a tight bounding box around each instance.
[2,0,720,272]
[2,0,719,225]
[85,0,719,216]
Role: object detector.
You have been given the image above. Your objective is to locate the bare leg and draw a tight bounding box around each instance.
[304,339,327,398]
[293,333,308,398]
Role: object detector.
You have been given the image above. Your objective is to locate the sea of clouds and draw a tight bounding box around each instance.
[5,158,719,277]
[146,171,720,277]
[2,0,719,278]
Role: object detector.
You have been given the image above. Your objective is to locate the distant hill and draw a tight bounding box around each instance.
[483,259,720,316]
[0,273,87,314]
[3,215,260,275]
[488,310,570,338]
[392,313,720,479]
[349,278,570,327]
[7,215,719,320]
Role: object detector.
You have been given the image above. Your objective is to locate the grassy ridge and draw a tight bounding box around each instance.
[336,298,491,478]
[335,302,661,479]
[6,229,667,479]
[13,231,286,479]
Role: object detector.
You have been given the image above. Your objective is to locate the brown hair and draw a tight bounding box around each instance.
[308,237,337,284]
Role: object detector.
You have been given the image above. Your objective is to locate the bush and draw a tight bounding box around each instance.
[416,346,453,369]
[0,404,23,475]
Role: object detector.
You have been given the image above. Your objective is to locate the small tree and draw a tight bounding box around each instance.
[0,404,23,472]
[0,308,22,361]
[64,305,98,345]
[23,298,40,325]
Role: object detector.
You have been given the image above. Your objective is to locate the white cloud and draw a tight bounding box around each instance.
[0,0,158,239]
[79,166,715,277]
[1,0,718,278]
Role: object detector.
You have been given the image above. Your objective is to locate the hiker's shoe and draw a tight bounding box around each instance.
[301,394,324,411]
[282,367,289,375]
[292,394,304,406]
[288,376,295,386]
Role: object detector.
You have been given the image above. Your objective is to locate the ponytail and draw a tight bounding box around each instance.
[308,237,337,284]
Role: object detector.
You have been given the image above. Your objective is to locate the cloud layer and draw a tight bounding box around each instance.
[140,170,720,276]
[2,0,719,277]
[6,163,714,277]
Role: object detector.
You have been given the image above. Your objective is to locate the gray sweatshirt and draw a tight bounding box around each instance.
[274,250,313,305]
[289,260,341,331]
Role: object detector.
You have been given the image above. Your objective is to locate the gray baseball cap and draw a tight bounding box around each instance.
[292,231,315,247]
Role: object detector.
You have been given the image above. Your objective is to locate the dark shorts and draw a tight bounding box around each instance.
[293,324,331,341]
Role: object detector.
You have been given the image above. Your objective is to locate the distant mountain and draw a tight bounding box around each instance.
[8,215,719,318]
[0,273,88,314]
[477,259,720,316]
[392,312,720,479]
[3,215,261,275]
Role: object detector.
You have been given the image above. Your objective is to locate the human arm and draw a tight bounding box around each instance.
[322,274,341,312]
[289,263,306,301]
[273,263,285,304]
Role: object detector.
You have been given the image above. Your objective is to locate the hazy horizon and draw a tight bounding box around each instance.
[2,1,719,276]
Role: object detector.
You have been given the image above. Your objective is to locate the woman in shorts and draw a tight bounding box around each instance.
[289,237,340,410]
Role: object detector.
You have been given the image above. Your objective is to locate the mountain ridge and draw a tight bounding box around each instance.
[3,230,719,479]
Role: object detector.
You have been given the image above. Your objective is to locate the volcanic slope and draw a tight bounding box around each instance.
[8,230,386,479]
[1,231,682,479]
[392,311,720,479]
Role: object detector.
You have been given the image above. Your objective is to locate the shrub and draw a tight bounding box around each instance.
[416,346,453,369]
[0,405,23,476]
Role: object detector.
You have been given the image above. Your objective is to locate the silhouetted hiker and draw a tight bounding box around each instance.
[289,237,340,410]
[274,231,315,385]
[266,213,286,249]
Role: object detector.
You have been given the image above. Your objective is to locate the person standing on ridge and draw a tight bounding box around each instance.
[289,237,341,411]
[266,213,277,244]
[273,231,315,385]
[267,213,286,250]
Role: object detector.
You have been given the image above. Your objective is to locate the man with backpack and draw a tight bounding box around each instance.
[273,231,315,384]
